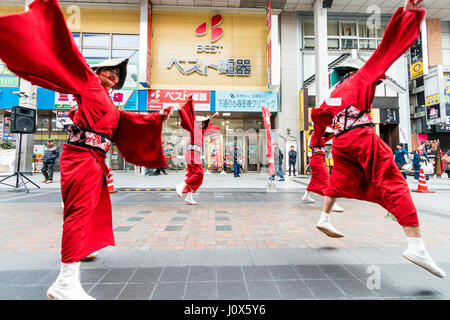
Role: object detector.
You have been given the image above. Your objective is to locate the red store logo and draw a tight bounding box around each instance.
[196,14,223,43]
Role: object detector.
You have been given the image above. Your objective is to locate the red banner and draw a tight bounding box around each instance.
[147,89,211,111]
[261,106,275,176]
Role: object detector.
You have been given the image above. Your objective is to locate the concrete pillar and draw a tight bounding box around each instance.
[314,0,328,106]
[138,0,149,85]
[279,12,301,171]
[16,0,37,173]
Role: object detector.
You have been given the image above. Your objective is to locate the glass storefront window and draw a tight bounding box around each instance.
[377,23,388,38]
[327,21,339,36]
[303,21,314,37]
[112,49,139,63]
[304,38,315,49]
[83,33,110,47]
[328,38,339,49]
[358,23,377,38]
[112,34,139,49]
[359,39,377,50]
[340,22,357,37]
[72,33,81,48]
[82,48,110,60]
[341,38,357,49]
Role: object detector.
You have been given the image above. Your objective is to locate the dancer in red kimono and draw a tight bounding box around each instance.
[0,0,173,299]
[303,127,344,212]
[312,0,445,278]
[176,96,219,205]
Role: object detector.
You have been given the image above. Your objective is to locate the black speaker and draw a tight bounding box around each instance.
[10,106,36,134]
[323,0,333,8]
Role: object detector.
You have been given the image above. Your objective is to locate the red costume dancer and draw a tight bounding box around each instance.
[312,0,445,278]
[303,128,344,212]
[0,0,172,299]
[176,96,219,205]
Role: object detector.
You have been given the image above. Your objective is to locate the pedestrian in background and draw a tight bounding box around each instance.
[271,143,285,181]
[233,145,241,177]
[394,143,409,179]
[41,139,59,184]
[288,145,297,176]
[413,144,429,180]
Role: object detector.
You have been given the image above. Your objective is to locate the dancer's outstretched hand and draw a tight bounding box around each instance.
[404,0,424,11]
[160,105,173,122]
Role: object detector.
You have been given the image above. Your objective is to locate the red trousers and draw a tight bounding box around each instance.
[60,144,114,263]
[184,164,204,193]
[307,153,330,196]
[325,127,419,227]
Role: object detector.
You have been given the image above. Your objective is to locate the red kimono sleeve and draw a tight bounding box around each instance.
[178,99,195,134]
[0,0,96,95]
[312,7,425,140]
[113,111,167,168]
[203,122,220,137]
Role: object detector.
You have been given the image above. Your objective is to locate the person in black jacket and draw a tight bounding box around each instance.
[288,145,297,176]
[41,139,60,183]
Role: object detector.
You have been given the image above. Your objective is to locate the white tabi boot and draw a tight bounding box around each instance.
[184,192,198,205]
[176,182,186,199]
[316,212,344,238]
[47,262,95,300]
[302,191,315,203]
[331,203,344,212]
[402,237,446,278]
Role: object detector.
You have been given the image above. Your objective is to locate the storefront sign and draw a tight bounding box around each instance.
[147,89,211,111]
[426,104,440,121]
[54,90,137,111]
[167,57,251,76]
[0,63,19,87]
[299,89,309,131]
[0,149,15,175]
[216,90,278,113]
[2,117,15,141]
[425,93,440,107]
[380,108,399,124]
[54,92,77,110]
[410,31,424,80]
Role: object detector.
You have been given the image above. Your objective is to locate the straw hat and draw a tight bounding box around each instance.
[91,58,129,90]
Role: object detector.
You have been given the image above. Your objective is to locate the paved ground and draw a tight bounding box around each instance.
[0,172,449,300]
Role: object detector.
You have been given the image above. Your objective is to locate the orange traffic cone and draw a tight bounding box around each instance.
[108,166,118,193]
[412,168,435,193]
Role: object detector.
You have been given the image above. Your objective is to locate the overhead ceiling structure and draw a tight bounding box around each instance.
[3,0,450,19]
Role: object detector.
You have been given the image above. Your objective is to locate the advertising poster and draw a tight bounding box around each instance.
[147,89,211,111]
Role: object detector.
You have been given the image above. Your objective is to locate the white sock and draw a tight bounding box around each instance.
[407,237,426,251]
[320,212,331,222]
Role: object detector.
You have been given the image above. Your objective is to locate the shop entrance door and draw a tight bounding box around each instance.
[246,135,259,172]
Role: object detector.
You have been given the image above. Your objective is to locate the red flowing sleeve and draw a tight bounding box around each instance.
[312,7,425,140]
[113,111,167,168]
[178,98,195,134]
[203,122,220,137]
[0,0,96,95]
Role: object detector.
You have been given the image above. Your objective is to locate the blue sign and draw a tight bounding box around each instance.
[0,87,19,109]
[215,90,278,113]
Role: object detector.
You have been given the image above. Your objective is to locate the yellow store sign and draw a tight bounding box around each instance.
[151,11,268,91]
[411,61,423,79]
